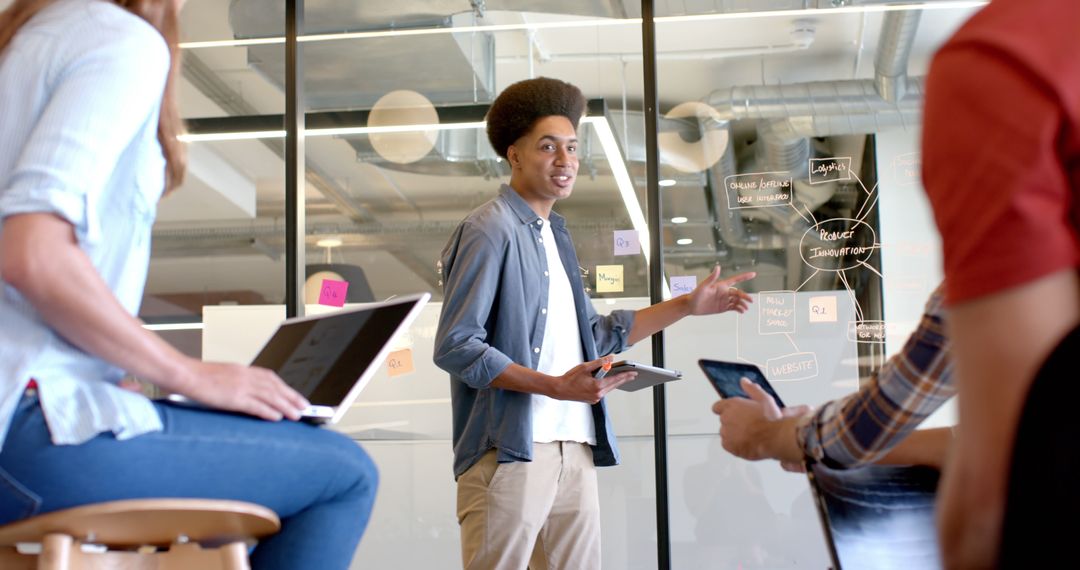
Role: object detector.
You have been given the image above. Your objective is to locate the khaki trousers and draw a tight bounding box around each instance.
[457,442,601,570]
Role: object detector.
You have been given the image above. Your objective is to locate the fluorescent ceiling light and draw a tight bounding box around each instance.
[656,1,987,24]
[180,18,634,49]
[178,130,285,143]
[671,216,688,224]
[179,2,986,50]
[143,322,205,331]
[178,121,486,143]
[309,121,486,138]
[676,238,693,245]
[316,237,343,248]
[582,116,650,265]
[658,179,677,187]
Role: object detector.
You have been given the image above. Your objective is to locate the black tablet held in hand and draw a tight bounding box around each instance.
[698,359,786,407]
[609,361,683,392]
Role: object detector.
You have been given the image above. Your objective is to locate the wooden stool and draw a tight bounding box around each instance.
[0,498,280,570]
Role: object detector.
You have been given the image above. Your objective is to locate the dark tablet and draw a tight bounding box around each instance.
[697,358,786,407]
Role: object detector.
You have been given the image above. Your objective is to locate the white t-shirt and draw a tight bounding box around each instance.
[532,219,596,445]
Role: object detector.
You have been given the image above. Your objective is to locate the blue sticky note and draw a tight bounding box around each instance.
[670,275,697,296]
[614,230,641,256]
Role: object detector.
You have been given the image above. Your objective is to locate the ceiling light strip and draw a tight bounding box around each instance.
[143,322,205,331]
[179,2,985,50]
[656,1,988,24]
[178,121,488,142]
[179,130,284,142]
[307,121,487,137]
[179,18,636,49]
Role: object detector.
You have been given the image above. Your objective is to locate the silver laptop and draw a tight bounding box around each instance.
[170,292,429,424]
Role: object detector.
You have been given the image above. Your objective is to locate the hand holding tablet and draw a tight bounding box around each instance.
[698,359,785,407]
[607,361,682,392]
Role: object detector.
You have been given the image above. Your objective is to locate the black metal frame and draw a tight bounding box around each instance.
[639,2,672,569]
[185,100,607,135]
[285,0,305,318]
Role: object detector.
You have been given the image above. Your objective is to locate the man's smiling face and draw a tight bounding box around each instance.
[507,115,579,212]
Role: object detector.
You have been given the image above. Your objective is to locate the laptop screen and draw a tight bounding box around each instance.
[250,298,418,405]
[807,462,941,570]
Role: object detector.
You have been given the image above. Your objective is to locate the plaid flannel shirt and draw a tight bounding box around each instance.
[797,285,953,468]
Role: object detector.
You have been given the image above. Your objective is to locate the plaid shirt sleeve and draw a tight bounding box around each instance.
[796,285,954,468]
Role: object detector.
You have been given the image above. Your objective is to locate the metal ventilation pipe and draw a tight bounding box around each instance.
[710,77,924,123]
[875,9,922,102]
[703,7,924,204]
[706,10,924,131]
[758,119,810,178]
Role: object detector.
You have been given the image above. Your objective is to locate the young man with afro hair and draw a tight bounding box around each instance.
[434,76,755,569]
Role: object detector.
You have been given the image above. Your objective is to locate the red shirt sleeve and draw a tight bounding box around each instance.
[922,44,1079,305]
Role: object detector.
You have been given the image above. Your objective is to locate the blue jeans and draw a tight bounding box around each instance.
[0,393,378,570]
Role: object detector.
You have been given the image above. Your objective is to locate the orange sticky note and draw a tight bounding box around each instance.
[387,348,414,377]
[318,279,348,307]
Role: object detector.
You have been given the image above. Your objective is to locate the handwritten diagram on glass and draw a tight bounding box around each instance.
[715,151,887,388]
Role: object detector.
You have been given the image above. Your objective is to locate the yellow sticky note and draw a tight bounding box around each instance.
[387,348,414,377]
[595,265,624,293]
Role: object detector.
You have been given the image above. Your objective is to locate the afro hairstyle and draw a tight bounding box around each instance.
[485,77,586,160]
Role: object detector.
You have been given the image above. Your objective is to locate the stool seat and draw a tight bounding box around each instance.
[0,499,280,570]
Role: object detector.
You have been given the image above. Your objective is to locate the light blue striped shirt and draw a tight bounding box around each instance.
[0,0,170,449]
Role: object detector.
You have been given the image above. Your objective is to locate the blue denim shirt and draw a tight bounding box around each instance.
[434,185,636,478]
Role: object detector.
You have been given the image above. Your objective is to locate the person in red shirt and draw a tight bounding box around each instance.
[922,0,1080,566]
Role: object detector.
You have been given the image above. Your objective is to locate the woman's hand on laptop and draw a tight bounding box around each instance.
[175,359,310,421]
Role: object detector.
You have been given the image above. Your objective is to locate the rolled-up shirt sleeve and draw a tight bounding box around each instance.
[587,304,635,357]
[797,287,954,468]
[433,221,514,389]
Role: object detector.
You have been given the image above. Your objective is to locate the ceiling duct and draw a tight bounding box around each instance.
[745,9,921,202]
[693,9,921,290]
[874,7,920,102]
[227,0,634,110]
[708,10,923,137]
[700,8,923,187]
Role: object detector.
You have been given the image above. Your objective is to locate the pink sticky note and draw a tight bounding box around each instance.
[613,230,641,256]
[318,279,349,307]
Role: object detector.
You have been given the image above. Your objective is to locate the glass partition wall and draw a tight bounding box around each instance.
[165,1,984,568]
[653,4,976,568]
[143,0,288,359]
